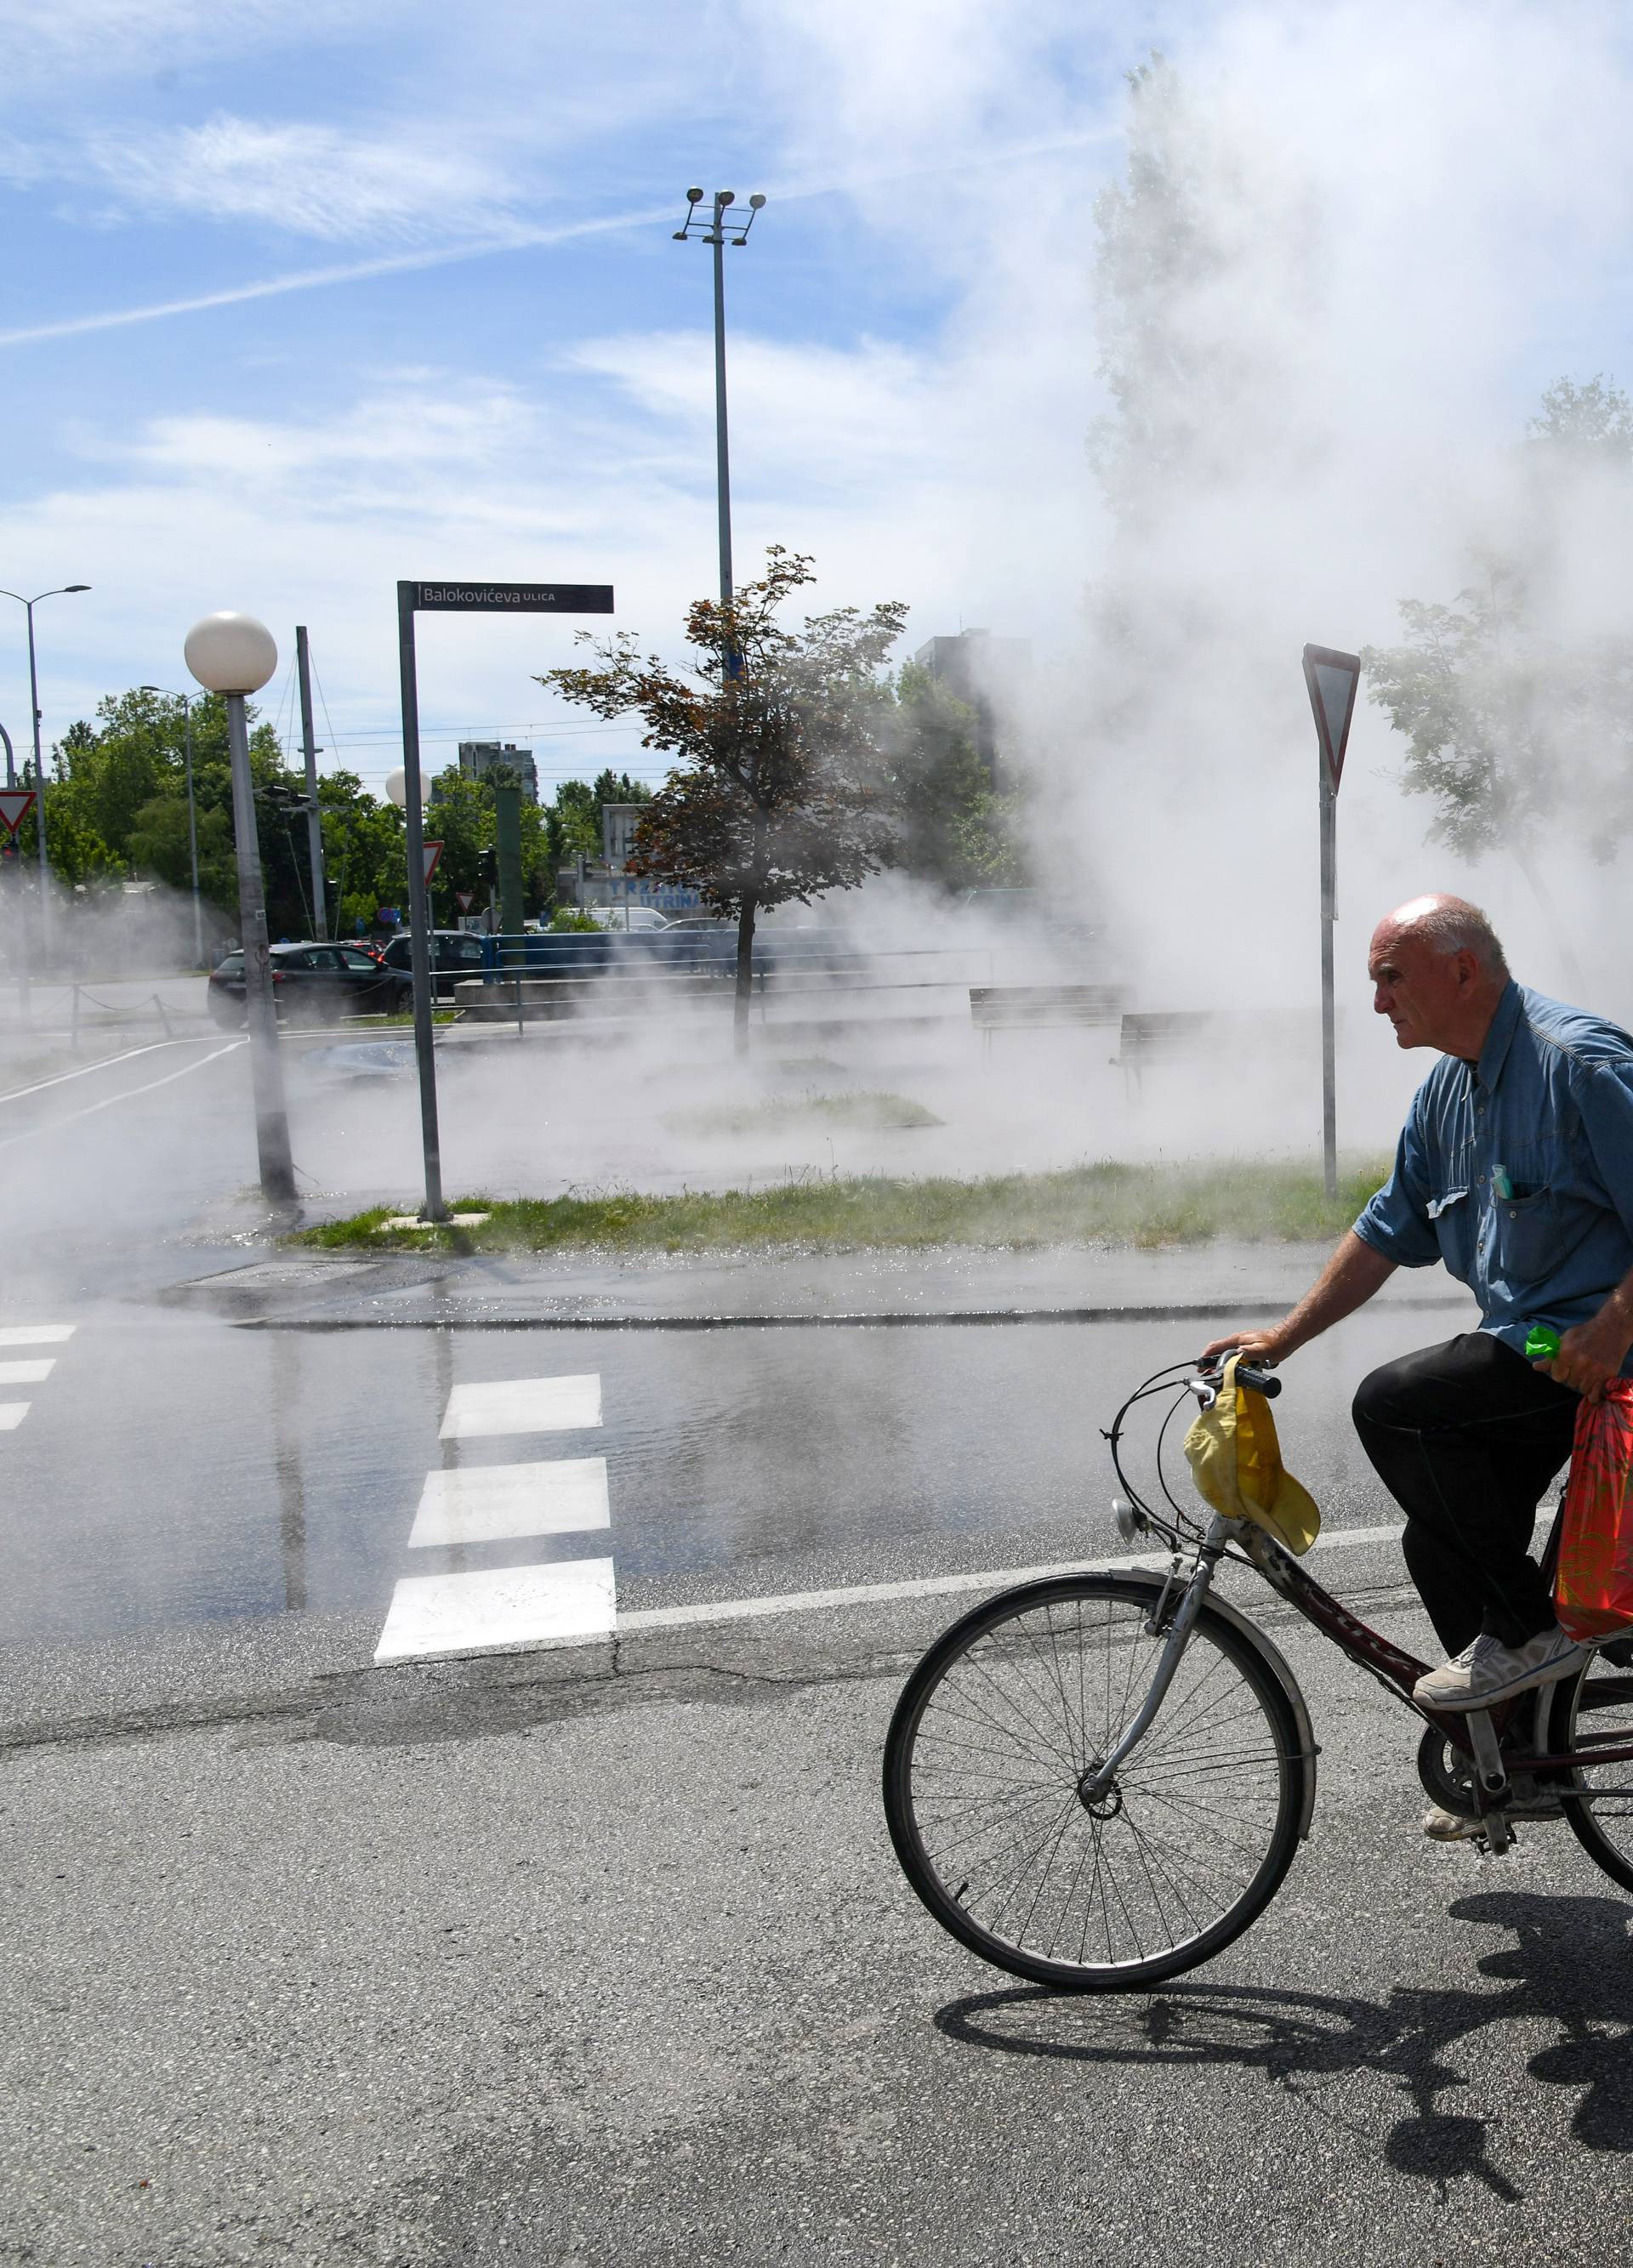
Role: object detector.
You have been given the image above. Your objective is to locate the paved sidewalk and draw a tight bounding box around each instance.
[167,1237,1479,1331]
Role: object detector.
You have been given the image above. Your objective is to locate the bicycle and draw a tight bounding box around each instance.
[882,1353,1633,1992]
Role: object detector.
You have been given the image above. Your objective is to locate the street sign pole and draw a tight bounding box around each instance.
[395,583,445,1224]
[395,579,615,1223]
[1319,767,1337,1200]
[0,786,35,1026]
[1301,645,1362,1202]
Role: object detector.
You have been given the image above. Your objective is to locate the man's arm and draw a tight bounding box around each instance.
[1538,1262,1633,1403]
[1200,1231,1397,1367]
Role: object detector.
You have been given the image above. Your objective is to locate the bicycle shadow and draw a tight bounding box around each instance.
[934,1891,1633,2203]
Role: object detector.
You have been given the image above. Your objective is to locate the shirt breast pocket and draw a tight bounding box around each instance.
[1495,1187,1560,1284]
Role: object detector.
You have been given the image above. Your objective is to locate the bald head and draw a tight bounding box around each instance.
[1375,895,1509,979]
[1368,895,1511,1060]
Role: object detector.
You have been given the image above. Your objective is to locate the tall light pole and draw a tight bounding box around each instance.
[139,685,204,968]
[185,611,297,1207]
[0,722,13,787]
[0,583,91,955]
[673,186,767,624]
[294,626,327,939]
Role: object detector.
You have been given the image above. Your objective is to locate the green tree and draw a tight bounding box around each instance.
[542,547,905,1049]
[1363,377,1633,907]
[885,664,1027,893]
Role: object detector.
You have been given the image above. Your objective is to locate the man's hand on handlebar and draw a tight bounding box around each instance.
[1198,1327,1292,1367]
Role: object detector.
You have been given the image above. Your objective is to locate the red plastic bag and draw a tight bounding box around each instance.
[1556,1381,1633,1640]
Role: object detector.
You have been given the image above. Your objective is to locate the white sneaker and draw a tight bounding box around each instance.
[1413,1625,1589,1714]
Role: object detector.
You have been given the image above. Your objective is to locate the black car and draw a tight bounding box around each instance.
[378,929,490,999]
[207,942,410,1026]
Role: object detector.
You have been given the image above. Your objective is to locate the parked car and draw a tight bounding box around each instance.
[594,906,674,934]
[378,929,491,999]
[207,942,409,1026]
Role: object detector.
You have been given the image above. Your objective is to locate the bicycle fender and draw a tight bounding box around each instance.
[1201,1589,1320,1841]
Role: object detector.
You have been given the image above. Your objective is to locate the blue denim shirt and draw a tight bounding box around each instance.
[1354,981,1633,1364]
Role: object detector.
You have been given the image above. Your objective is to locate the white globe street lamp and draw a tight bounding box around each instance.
[384,768,407,810]
[185,611,295,1207]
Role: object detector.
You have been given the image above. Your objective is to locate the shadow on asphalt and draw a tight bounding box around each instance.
[935,1891,1633,2203]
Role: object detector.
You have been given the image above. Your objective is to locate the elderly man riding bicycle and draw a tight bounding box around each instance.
[1204,893,1633,1833]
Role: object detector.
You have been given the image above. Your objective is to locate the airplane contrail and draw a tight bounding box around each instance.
[0,132,1114,351]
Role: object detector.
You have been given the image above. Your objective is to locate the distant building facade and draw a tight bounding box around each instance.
[458,740,539,804]
[913,630,1030,780]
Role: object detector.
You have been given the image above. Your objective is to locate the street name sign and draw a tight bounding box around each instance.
[0,788,37,837]
[408,583,614,614]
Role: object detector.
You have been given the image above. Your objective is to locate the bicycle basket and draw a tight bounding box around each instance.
[1183,1353,1320,1555]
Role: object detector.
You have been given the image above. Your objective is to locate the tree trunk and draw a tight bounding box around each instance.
[734,895,757,1056]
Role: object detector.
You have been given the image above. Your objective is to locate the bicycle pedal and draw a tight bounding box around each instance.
[1475,1816,1516,1858]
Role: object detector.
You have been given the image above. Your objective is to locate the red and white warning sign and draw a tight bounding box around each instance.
[421,839,444,884]
[455,889,475,912]
[0,788,37,838]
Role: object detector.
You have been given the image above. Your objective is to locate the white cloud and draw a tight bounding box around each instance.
[80,112,515,241]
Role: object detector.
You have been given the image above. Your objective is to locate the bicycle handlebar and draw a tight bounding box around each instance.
[1198,1356,1283,1400]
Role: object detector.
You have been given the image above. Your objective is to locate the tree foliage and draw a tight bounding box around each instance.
[541,548,908,1043]
[1364,377,1633,866]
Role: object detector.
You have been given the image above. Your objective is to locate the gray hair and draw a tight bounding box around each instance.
[1408,897,1510,977]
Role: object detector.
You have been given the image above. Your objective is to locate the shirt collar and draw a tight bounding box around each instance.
[1473,980,1524,1091]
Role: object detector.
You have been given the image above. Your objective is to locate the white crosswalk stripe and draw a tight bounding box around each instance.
[0,1324,75,1432]
[0,1359,55,1386]
[376,1560,617,1663]
[376,1370,617,1665]
[407,1458,610,1549]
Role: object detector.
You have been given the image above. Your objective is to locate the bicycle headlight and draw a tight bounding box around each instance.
[1112,1496,1141,1543]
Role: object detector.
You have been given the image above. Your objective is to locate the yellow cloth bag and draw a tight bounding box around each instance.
[1182,1354,1321,1555]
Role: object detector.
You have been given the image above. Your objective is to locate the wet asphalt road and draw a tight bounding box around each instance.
[3,1299,1472,1657]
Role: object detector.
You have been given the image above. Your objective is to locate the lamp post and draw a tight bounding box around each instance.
[0,722,14,787]
[0,583,91,955]
[672,186,767,634]
[1300,644,1362,1202]
[139,685,204,968]
[184,611,297,1206]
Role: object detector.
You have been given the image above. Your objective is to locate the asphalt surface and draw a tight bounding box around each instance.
[3,1018,1627,2266]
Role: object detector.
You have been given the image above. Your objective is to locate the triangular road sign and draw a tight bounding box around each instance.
[1301,645,1361,793]
[422,839,444,884]
[0,788,37,838]
[455,890,475,912]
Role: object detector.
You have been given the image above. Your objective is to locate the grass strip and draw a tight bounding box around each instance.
[293,1157,1391,1256]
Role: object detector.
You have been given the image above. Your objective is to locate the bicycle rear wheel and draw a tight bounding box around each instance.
[1541,1654,1633,1890]
[883,1572,1311,1992]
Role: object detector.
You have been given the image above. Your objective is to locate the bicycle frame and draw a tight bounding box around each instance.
[1104,1369,1633,1806]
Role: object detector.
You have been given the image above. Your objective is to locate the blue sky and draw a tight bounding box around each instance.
[4,0,1633,804]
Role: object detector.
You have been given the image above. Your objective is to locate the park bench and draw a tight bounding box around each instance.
[968,984,1128,1054]
[1112,1009,1320,1094]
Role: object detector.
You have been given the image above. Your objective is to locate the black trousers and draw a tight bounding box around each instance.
[1351,1333,1579,1653]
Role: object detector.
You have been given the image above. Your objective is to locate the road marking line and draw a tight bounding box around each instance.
[0,1358,54,1385]
[440,1373,602,1439]
[613,1521,1415,1638]
[0,1403,30,1430]
[0,1039,245,1150]
[408,1457,610,1549]
[0,1324,75,1346]
[0,1040,183,1106]
[374,1558,617,1663]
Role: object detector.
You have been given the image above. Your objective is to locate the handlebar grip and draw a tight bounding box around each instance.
[1234,1362,1282,1399]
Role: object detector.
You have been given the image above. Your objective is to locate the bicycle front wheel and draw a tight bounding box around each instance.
[883,1573,1310,1992]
